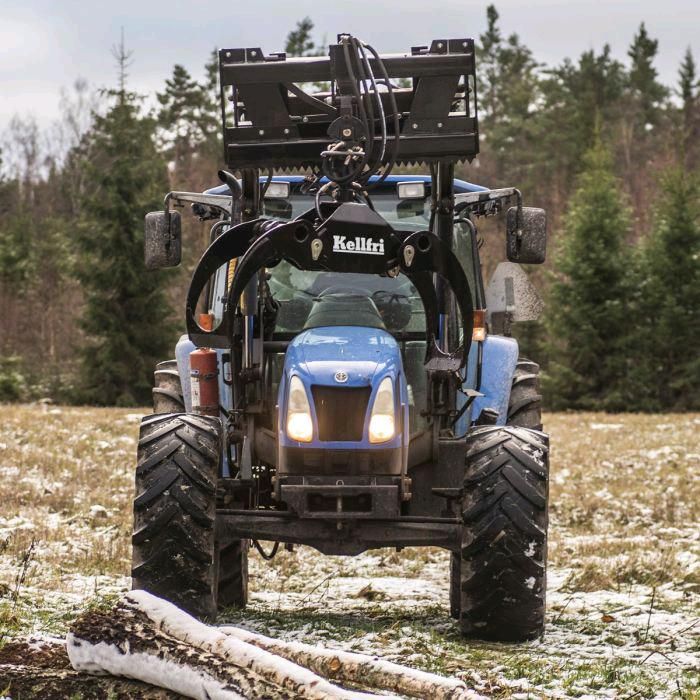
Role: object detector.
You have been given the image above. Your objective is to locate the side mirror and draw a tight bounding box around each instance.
[506,207,547,264]
[144,210,182,270]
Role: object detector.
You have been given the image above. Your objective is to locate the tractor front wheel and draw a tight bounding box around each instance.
[459,425,549,641]
[131,413,220,618]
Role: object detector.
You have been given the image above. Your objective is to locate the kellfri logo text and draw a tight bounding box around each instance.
[332,235,385,255]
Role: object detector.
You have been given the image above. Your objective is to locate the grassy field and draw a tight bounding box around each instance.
[0,406,698,698]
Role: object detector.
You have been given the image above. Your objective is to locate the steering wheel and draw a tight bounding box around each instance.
[371,290,413,331]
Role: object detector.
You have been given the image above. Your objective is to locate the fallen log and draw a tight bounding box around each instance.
[0,638,179,699]
[67,591,397,700]
[219,625,482,700]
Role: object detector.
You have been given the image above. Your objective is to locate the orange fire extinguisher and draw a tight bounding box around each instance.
[190,347,220,417]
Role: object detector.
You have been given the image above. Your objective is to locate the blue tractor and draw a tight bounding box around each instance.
[134,35,549,642]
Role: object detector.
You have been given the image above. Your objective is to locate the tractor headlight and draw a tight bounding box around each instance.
[369,376,395,443]
[286,375,313,442]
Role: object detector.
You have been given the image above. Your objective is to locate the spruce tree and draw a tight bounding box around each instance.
[77,40,174,406]
[545,140,633,410]
[636,167,700,409]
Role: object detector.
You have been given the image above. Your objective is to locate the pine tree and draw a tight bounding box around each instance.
[157,64,216,169]
[285,17,317,57]
[476,6,540,188]
[477,5,503,123]
[544,139,634,410]
[537,46,626,191]
[76,38,174,406]
[677,48,699,167]
[201,48,223,161]
[635,167,700,409]
[627,23,667,128]
[619,24,668,234]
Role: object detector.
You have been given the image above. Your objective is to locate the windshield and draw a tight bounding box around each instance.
[269,267,426,334]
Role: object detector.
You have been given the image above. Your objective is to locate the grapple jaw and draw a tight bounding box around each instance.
[186,202,474,373]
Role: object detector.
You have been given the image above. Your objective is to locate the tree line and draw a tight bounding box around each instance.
[0,9,698,410]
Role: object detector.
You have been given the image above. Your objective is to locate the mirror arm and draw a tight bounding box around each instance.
[513,188,523,251]
[163,191,233,216]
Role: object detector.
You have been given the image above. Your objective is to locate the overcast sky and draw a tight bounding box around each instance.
[2,0,699,135]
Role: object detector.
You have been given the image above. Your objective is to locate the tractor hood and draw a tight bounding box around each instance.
[284,326,401,386]
[278,325,408,458]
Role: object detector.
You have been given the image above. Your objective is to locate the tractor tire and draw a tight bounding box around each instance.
[216,539,249,610]
[131,413,221,619]
[459,425,549,642]
[152,359,185,414]
[449,552,461,619]
[507,358,543,431]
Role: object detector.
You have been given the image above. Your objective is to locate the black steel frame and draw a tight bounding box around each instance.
[218,38,479,170]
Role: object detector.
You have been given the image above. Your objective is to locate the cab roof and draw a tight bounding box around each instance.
[205,174,487,196]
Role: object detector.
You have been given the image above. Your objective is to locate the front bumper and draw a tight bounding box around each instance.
[280,479,400,519]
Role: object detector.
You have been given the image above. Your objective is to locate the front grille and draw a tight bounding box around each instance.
[311,385,371,442]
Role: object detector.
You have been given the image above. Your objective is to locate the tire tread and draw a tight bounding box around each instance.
[459,425,549,642]
[131,413,221,618]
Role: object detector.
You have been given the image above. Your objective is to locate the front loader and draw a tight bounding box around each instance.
[133,34,550,642]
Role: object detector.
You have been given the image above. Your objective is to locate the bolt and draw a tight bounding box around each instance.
[342,127,353,138]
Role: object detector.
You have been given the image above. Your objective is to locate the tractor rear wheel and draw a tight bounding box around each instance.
[459,426,549,641]
[215,539,249,610]
[507,358,542,431]
[131,413,220,618]
[449,552,461,619]
[152,359,185,414]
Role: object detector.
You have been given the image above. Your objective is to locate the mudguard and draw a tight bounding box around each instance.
[471,335,519,425]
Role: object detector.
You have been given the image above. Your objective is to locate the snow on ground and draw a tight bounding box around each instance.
[0,406,698,698]
[216,545,698,698]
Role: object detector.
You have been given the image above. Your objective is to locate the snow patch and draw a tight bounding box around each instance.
[124,413,146,422]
